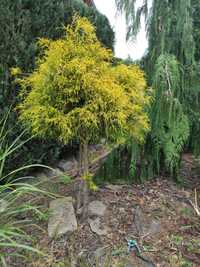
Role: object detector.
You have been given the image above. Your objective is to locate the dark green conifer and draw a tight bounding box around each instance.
[115,0,200,179]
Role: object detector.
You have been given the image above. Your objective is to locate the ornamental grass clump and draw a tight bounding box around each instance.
[0,112,52,266]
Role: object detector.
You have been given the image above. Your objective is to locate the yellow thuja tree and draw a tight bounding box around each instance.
[18,16,149,217]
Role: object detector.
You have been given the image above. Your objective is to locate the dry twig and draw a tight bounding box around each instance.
[189,189,200,217]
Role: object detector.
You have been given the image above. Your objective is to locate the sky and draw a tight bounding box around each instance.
[94,0,148,60]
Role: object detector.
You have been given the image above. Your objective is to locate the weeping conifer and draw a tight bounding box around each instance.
[115,0,200,180]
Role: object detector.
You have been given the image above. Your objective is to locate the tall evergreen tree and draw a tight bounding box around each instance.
[115,0,200,179]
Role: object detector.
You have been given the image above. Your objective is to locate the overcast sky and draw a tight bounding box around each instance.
[94,0,148,60]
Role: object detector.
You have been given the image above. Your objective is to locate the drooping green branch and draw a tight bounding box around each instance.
[114,0,200,180]
[115,0,149,39]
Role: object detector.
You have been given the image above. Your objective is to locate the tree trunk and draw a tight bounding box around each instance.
[76,143,89,219]
[82,143,89,220]
[76,144,83,212]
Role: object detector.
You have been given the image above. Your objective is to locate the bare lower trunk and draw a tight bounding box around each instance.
[76,144,83,212]
[78,144,83,176]
[82,143,89,219]
[76,143,89,219]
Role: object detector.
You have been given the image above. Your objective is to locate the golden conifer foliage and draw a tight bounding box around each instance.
[17,16,150,218]
[18,16,149,147]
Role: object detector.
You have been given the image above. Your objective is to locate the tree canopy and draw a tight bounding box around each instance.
[18,16,149,147]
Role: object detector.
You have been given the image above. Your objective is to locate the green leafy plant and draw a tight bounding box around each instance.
[59,174,72,185]
[171,234,184,246]
[0,112,53,266]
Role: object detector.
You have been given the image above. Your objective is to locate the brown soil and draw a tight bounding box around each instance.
[7,154,200,267]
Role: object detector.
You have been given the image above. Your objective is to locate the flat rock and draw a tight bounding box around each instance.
[134,206,161,237]
[89,217,109,236]
[57,158,78,172]
[48,197,77,238]
[88,200,107,217]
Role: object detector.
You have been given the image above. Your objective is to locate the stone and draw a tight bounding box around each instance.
[88,200,107,217]
[105,184,122,192]
[94,144,103,150]
[45,168,63,178]
[48,197,77,238]
[89,217,109,236]
[88,145,97,154]
[100,138,106,145]
[57,158,78,172]
[134,206,161,237]
[0,199,8,213]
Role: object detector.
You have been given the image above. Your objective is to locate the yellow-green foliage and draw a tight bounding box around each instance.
[18,16,149,145]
